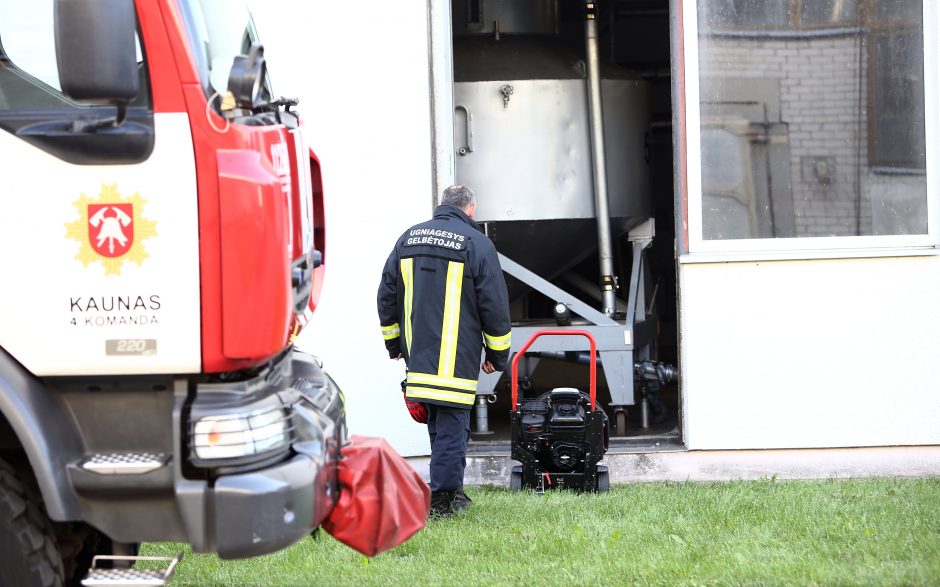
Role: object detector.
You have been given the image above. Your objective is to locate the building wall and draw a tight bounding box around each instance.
[250,1,438,456]
[679,254,940,450]
[247,1,938,456]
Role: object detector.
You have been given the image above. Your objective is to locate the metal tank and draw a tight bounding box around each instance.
[455,0,664,431]
[453,36,652,290]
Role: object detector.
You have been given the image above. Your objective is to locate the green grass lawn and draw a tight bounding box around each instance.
[144,477,940,586]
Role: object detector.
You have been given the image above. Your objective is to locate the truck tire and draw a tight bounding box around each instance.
[58,524,100,585]
[58,525,141,584]
[0,459,65,587]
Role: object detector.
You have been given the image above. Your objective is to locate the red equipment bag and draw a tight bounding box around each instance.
[322,435,430,556]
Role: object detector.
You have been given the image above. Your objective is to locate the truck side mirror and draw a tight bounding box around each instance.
[227,43,267,111]
[54,0,139,104]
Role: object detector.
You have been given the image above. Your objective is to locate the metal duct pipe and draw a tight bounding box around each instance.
[584,1,617,316]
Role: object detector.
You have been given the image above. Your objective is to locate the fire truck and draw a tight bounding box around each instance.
[0,0,347,584]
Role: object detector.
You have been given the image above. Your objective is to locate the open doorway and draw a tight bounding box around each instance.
[446,0,680,450]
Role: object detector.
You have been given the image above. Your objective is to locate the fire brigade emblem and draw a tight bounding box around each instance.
[65,184,157,275]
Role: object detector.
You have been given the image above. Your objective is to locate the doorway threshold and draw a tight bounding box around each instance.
[407,445,940,487]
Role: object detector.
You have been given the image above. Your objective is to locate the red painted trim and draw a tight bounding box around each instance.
[154,0,201,86]
[308,152,326,314]
[677,0,690,254]
[511,330,597,411]
[135,0,185,112]
[182,85,226,371]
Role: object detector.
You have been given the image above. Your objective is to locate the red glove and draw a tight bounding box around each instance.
[400,378,428,423]
[404,393,428,424]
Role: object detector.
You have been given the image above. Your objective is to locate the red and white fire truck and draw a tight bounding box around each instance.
[0,0,353,584]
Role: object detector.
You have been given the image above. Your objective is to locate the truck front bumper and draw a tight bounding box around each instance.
[211,452,327,558]
[177,349,344,558]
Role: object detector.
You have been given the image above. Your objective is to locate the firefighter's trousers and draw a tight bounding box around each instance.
[427,404,470,492]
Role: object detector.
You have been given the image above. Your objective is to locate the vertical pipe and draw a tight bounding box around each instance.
[584,1,617,316]
[428,0,455,204]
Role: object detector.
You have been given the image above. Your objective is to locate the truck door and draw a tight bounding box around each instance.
[0,2,201,376]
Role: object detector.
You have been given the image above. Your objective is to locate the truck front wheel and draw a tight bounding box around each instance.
[0,458,65,587]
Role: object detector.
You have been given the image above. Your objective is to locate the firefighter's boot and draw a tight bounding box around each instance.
[430,490,456,518]
[453,486,472,512]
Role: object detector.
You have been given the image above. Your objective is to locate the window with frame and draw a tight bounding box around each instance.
[700,0,859,30]
[0,1,154,165]
[0,2,151,111]
[691,0,929,243]
[177,0,272,101]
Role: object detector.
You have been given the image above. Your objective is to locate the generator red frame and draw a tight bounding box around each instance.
[510,329,598,411]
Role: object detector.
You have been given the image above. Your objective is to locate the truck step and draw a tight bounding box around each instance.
[82,553,182,587]
[80,452,168,475]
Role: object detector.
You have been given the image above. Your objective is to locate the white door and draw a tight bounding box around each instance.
[0,3,201,375]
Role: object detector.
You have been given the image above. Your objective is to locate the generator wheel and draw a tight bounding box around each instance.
[596,466,610,493]
[0,459,65,587]
[510,465,523,492]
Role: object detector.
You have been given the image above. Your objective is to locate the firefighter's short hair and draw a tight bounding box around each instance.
[441,184,475,211]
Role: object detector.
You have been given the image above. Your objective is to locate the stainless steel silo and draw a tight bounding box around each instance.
[453,34,652,295]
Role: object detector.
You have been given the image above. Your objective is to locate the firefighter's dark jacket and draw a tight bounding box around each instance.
[377,205,511,409]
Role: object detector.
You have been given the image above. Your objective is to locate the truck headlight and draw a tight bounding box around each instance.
[192,404,289,462]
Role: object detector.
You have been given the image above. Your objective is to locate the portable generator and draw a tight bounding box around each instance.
[509,330,610,492]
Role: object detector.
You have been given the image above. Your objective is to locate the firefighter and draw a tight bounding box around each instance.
[377,184,511,518]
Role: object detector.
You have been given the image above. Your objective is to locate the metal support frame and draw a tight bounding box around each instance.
[476,219,656,413]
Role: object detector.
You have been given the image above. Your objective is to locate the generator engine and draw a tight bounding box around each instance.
[510,387,610,491]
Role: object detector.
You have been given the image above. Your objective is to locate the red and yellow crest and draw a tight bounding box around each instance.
[66,184,157,275]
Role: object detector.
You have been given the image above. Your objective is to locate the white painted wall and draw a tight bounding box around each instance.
[679,255,940,449]
[249,1,437,456]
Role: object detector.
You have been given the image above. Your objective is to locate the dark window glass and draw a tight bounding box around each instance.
[870,30,926,168]
[801,0,858,26]
[700,0,789,28]
[876,0,922,21]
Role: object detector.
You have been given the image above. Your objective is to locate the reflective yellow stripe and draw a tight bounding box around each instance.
[381,323,400,340]
[407,371,478,392]
[400,259,414,354]
[406,386,476,405]
[483,331,511,351]
[437,261,464,378]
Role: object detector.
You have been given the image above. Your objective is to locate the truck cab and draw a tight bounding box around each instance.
[0,1,342,584]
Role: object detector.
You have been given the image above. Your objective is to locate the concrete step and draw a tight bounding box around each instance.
[409,445,940,487]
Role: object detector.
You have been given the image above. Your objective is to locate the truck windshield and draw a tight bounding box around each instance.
[177,0,271,100]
